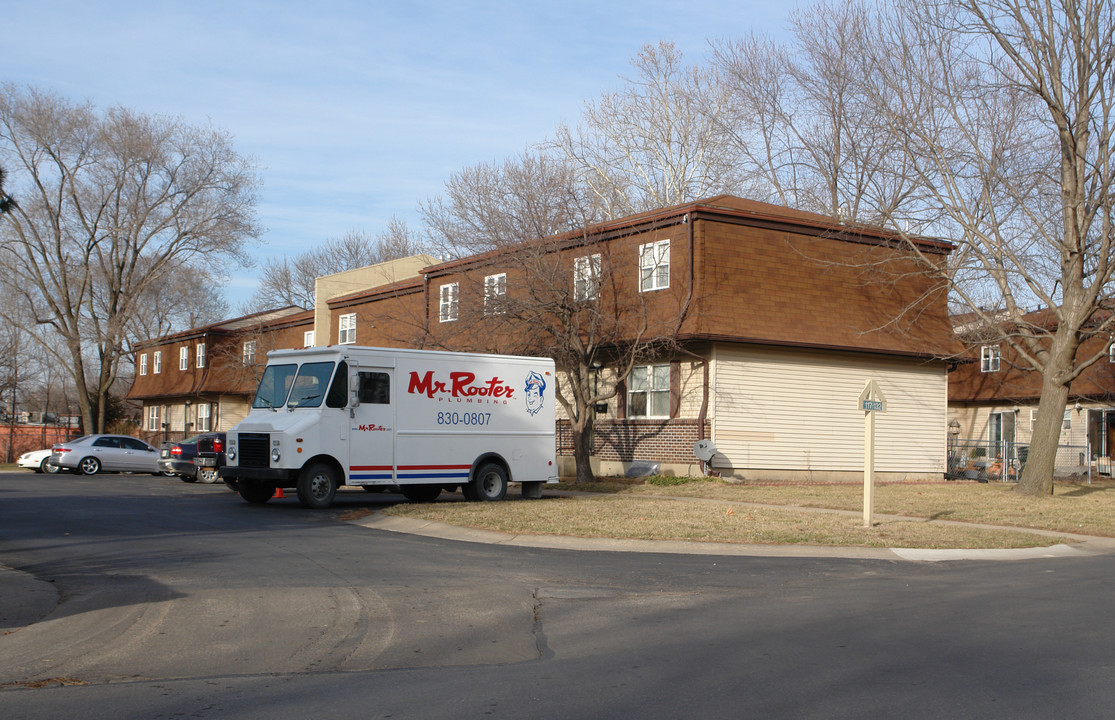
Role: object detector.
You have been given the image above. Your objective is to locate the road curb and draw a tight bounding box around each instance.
[349,512,1114,561]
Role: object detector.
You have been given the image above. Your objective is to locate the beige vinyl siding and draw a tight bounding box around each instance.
[220,399,251,430]
[711,345,947,474]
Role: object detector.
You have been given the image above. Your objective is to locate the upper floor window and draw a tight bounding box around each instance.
[573,254,601,301]
[243,340,256,365]
[153,351,162,374]
[338,313,356,344]
[179,346,189,371]
[196,343,206,369]
[980,345,1000,373]
[304,330,315,347]
[484,273,507,315]
[440,283,459,322]
[1109,343,1115,363]
[139,353,148,376]
[628,364,671,418]
[639,240,670,292]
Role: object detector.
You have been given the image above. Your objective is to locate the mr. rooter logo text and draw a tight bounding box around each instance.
[407,371,514,404]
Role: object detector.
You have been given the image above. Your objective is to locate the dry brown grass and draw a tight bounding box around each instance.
[380,477,1115,549]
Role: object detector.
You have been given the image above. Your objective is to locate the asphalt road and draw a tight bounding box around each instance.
[2,471,1114,719]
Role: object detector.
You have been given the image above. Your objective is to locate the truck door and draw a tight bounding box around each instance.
[348,369,395,485]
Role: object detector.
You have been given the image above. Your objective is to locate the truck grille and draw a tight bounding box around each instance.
[238,432,270,468]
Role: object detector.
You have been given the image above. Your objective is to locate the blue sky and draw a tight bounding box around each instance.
[5,0,799,308]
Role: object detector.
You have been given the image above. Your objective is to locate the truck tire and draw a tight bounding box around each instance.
[297,462,338,509]
[400,484,442,502]
[238,479,274,504]
[467,463,508,502]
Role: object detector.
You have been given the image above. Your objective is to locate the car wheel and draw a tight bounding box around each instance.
[238,479,275,504]
[297,462,338,509]
[78,457,100,475]
[43,459,60,474]
[400,484,442,503]
[467,463,508,502]
[197,467,220,484]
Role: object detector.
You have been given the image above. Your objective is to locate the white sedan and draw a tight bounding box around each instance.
[17,448,60,473]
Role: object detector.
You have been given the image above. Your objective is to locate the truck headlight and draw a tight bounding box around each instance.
[228,446,237,461]
[271,448,281,463]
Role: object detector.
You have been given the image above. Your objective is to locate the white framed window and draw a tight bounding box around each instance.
[196,343,206,368]
[1063,409,1072,430]
[574,254,601,301]
[627,364,671,418]
[153,351,162,374]
[242,340,256,365]
[980,345,1000,373]
[304,330,315,347]
[338,313,356,344]
[196,403,211,432]
[1109,343,1114,363]
[1030,409,1038,431]
[440,283,459,322]
[484,273,507,315]
[139,353,148,376]
[179,346,189,371]
[639,239,670,292]
[146,405,160,432]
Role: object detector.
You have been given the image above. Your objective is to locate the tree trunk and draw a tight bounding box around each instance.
[570,412,596,484]
[1016,375,1071,496]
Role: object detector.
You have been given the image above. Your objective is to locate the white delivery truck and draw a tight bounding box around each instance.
[220,346,558,509]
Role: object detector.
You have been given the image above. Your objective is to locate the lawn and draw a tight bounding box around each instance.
[380,477,1115,549]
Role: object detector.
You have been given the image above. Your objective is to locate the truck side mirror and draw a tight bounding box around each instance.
[349,373,361,407]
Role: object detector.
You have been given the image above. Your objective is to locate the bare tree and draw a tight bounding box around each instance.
[865,0,1115,494]
[248,218,426,310]
[710,1,926,226]
[421,152,683,483]
[0,85,262,434]
[0,164,14,214]
[549,42,742,219]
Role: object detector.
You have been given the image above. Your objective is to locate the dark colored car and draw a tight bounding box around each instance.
[159,436,210,483]
[194,432,228,487]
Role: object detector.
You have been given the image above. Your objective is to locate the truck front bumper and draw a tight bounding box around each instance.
[219,466,298,483]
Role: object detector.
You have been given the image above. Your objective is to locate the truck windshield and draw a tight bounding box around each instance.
[286,361,336,409]
[253,364,297,409]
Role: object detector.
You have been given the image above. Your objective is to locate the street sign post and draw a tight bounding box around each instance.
[857,380,887,527]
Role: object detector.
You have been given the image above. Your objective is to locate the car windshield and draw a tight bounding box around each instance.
[253,364,298,409]
[287,362,336,408]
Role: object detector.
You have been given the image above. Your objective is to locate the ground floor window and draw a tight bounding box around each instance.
[146,405,160,432]
[627,364,671,418]
[197,403,211,432]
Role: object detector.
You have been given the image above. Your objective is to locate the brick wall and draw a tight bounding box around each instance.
[557,419,711,464]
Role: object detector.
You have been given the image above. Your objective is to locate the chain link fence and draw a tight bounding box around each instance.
[947,438,1093,483]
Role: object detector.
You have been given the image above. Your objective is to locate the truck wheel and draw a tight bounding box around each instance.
[297,462,338,509]
[238,479,274,504]
[468,463,508,502]
[400,484,442,502]
[197,467,220,484]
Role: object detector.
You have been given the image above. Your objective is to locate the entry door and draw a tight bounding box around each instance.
[989,411,1015,463]
[348,369,395,485]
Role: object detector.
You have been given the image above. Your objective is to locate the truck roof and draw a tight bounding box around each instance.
[265,345,555,365]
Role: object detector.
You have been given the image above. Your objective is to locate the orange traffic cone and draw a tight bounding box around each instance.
[273,487,285,499]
